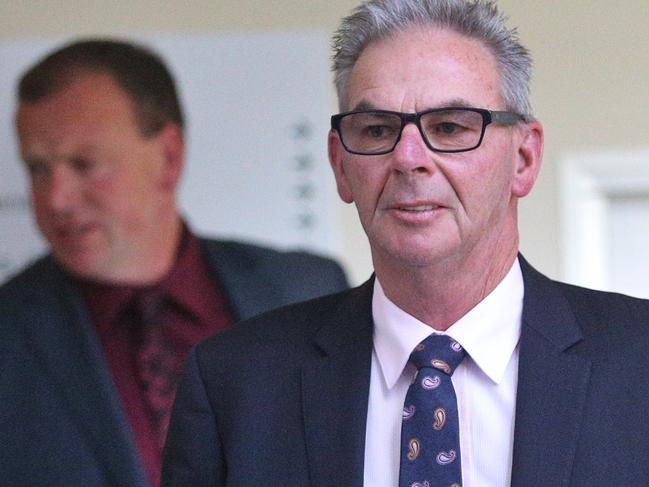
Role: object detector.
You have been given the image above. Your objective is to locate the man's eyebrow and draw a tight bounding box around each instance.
[438,98,475,109]
[349,98,478,113]
[21,152,48,164]
[350,100,379,112]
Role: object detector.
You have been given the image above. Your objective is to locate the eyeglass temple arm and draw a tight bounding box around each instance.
[490,110,528,125]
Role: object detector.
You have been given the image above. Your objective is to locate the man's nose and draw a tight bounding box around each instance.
[390,122,435,174]
[43,164,79,212]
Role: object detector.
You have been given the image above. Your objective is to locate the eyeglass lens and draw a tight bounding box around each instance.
[339,109,486,154]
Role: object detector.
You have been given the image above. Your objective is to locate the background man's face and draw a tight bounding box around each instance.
[16,72,177,283]
[329,26,532,273]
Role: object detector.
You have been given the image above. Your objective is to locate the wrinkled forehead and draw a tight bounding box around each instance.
[346,26,503,113]
[15,72,142,159]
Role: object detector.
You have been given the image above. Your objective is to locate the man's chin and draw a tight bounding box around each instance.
[54,251,105,281]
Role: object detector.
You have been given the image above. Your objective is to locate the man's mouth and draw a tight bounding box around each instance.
[399,205,439,212]
[60,227,87,236]
[55,222,95,239]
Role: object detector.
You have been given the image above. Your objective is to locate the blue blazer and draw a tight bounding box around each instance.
[162,256,649,486]
[0,239,348,487]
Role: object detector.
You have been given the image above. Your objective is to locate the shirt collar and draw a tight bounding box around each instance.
[156,225,213,323]
[372,258,523,389]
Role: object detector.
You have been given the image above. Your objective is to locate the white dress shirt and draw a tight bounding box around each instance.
[363,259,524,487]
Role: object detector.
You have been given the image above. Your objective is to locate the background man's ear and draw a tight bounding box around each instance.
[158,123,185,191]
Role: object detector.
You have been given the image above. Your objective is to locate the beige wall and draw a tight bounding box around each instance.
[2,1,647,285]
[499,0,649,282]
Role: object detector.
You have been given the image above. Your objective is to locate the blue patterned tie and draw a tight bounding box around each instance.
[399,334,466,487]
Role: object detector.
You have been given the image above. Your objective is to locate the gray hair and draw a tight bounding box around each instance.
[332,0,534,119]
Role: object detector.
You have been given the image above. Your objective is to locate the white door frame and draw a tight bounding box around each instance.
[559,149,649,291]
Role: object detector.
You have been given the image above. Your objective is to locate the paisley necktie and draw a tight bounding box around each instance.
[399,334,466,487]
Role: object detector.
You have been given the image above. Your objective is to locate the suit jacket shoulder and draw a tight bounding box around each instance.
[1,255,63,303]
[198,238,349,320]
[0,256,71,358]
[513,257,649,487]
[520,256,649,356]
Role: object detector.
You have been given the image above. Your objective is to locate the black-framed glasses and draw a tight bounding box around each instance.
[330,107,525,155]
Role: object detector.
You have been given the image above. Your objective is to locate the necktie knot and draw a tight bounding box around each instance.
[133,288,165,326]
[409,334,466,376]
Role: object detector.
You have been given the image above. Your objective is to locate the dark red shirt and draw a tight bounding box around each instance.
[79,227,233,487]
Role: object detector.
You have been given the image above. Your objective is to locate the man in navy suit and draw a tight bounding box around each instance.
[0,39,347,487]
[162,1,649,486]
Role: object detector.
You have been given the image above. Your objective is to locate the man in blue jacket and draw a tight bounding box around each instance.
[162,1,649,486]
[0,38,347,487]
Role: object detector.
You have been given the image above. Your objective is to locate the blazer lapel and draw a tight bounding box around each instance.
[200,239,281,321]
[510,258,592,487]
[24,261,147,487]
[302,280,375,487]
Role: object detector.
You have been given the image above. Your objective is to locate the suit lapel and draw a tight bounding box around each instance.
[302,280,374,487]
[199,239,281,321]
[24,260,147,487]
[510,258,592,487]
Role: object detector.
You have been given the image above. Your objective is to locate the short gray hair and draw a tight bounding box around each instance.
[332,0,534,119]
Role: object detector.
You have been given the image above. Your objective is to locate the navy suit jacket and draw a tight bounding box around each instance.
[162,256,649,486]
[0,239,348,487]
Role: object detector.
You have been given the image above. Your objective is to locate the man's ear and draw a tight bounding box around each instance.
[157,123,184,191]
[328,129,354,203]
[511,119,544,198]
